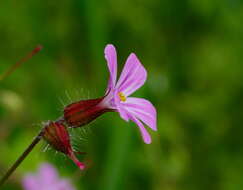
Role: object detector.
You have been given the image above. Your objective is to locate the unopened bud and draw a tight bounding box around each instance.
[43,121,85,170]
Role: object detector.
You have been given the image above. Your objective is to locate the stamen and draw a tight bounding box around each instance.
[118,92,126,102]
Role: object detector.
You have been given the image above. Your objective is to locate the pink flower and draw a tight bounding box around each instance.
[22,163,76,190]
[101,44,157,144]
[64,44,157,144]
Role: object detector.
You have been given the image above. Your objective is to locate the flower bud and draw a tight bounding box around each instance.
[43,121,85,170]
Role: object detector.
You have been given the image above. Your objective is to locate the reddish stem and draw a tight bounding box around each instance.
[0,129,44,187]
[0,45,43,81]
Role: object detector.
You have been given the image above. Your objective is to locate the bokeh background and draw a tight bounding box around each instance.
[0,0,243,189]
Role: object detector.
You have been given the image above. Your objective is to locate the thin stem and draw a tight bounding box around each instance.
[0,129,44,187]
[0,45,43,81]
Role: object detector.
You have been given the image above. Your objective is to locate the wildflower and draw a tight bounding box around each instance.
[22,163,75,190]
[102,44,157,144]
[43,121,85,170]
[64,44,157,144]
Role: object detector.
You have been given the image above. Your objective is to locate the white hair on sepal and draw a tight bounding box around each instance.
[69,126,91,154]
[42,143,50,153]
[57,87,95,111]
[58,97,66,108]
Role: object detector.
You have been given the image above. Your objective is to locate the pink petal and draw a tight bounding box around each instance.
[122,97,157,131]
[116,53,147,96]
[22,163,75,190]
[117,105,129,121]
[22,175,39,190]
[114,96,152,144]
[129,114,152,144]
[104,44,117,90]
[38,163,58,184]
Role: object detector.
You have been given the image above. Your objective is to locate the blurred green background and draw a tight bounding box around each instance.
[1,0,243,189]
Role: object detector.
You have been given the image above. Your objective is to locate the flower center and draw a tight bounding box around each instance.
[118,92,126,102]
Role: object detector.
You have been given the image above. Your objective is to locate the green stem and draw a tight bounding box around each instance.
[0,129,44,187]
